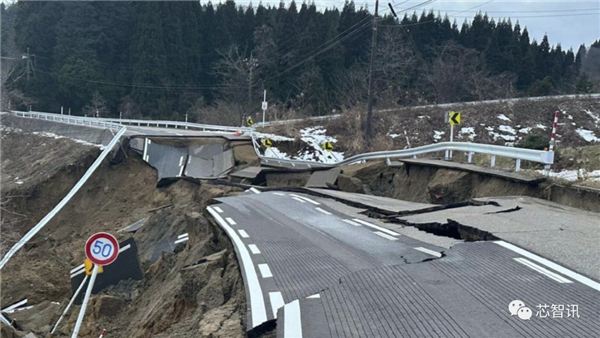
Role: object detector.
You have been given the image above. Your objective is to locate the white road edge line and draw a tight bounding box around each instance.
[495,240,599,291]
[307,294,321,299]
[342,219,361,226]
[177,233,189,239]
[268,292,285,318]
[258,264,273,278]
[292,197,306,203]
[289,194,320,205]
[226,217,237,225]
[374,231,398,241]
[248,244,261,255]
[284,300,303,338]
[414,247,442,258]
[178,160,185,177]
[353,219,399,237]
[315,207,332,215]
[207,206,267,327]
[238,230,250,238]
[514,258,572,284]
[273,192,286,196]
[214,206,224,213]
[250,187,261,194]
[178,156,184,166]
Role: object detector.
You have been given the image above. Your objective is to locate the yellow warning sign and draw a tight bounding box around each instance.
[322,142,334,152]
[246,117,254,126]
[262,138,272,148]
[84,258,104,276]
[449,111,461,125]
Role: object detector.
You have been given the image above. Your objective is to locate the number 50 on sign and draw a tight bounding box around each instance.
[85,232,120,266]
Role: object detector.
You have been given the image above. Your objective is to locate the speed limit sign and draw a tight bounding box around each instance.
[85,232,120,266]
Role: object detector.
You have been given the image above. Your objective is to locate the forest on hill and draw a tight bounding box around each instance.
[1,0,599,123]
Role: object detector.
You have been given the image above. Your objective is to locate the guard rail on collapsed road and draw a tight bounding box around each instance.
[11,110,554,172]
[259,141,554,172]
[11,111,251,134]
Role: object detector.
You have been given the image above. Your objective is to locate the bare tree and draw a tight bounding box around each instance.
[427,41,515,103]
[82,91,108,117]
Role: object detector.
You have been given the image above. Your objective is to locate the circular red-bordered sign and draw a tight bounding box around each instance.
[85,232,120,266]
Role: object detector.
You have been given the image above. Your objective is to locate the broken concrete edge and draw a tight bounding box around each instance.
[397,158,548,185]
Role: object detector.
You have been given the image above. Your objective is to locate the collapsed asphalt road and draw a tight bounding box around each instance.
[208,190,600,338]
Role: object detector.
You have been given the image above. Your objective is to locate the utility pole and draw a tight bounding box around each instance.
[365,0,379,144]
[246,52,258,113]
[23,47,35,81]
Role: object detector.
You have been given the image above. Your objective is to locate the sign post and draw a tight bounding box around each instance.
[72,233,119,338]
[447,111,461,160]
[262,90,267,126]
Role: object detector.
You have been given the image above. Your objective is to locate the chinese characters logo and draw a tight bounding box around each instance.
[509,300,580,320]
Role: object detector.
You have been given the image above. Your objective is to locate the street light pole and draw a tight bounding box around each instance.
[365,0,380,145]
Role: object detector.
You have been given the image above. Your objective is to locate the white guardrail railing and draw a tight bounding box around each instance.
[10,110,554,172]
[259,141,554,171]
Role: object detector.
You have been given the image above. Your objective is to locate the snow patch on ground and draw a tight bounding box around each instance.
[31,132,105,149]
[258,127,344,164]
[518,127,532,134]
[575,128,599,142]
[458,127,476,141]
[536,124,548,130]
[537,169,600,182]
[417,116,428,119]
[388,133,401,139]
[497,114,511,121]
[498,125,516,134]
[433,130,445,141]
[486,126,516,141]
[567,115,573,120]
[584,110,600,125]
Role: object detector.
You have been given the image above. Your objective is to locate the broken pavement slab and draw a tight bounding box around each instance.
[399,196,600,281]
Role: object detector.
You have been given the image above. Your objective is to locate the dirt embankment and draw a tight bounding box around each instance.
[1,131,258,337]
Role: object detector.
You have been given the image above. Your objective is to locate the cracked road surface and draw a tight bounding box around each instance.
[208,191,600,338]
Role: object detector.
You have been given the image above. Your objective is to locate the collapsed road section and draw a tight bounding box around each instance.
[208,190,600,338]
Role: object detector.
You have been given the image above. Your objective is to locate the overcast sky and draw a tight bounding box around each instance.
[233,0,599,50]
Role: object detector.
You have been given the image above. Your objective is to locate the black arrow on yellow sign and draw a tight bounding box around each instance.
[246,117,254,126]
[449,112,461,125]
[322,142,334,152]
[262,138,272,148]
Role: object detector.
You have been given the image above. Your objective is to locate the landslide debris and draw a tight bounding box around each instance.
[1,131,255,338]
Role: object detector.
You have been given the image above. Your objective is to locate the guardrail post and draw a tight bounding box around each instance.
[467,152,473,163]
[490,155,496,167]
[515,159,521,171]
[386,158,391,165]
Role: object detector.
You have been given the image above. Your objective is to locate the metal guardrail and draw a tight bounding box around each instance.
[259,141,554,170]
[13,110,124,131]
[12,110,554,171]
[11,111,251,134]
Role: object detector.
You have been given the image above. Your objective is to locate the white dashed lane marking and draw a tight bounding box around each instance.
[213,206,224,213]
[258,264,273,278]
[315,207,332,215]
[226,217,237,225]
[342,219,361,226]
[248,244,261,255]
[289,194,320,205]
[374,231,398,241]
[238,230,250,238]
[353,218,399,237]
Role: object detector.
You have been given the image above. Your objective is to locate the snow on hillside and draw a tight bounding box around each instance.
[259,126,344,163]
